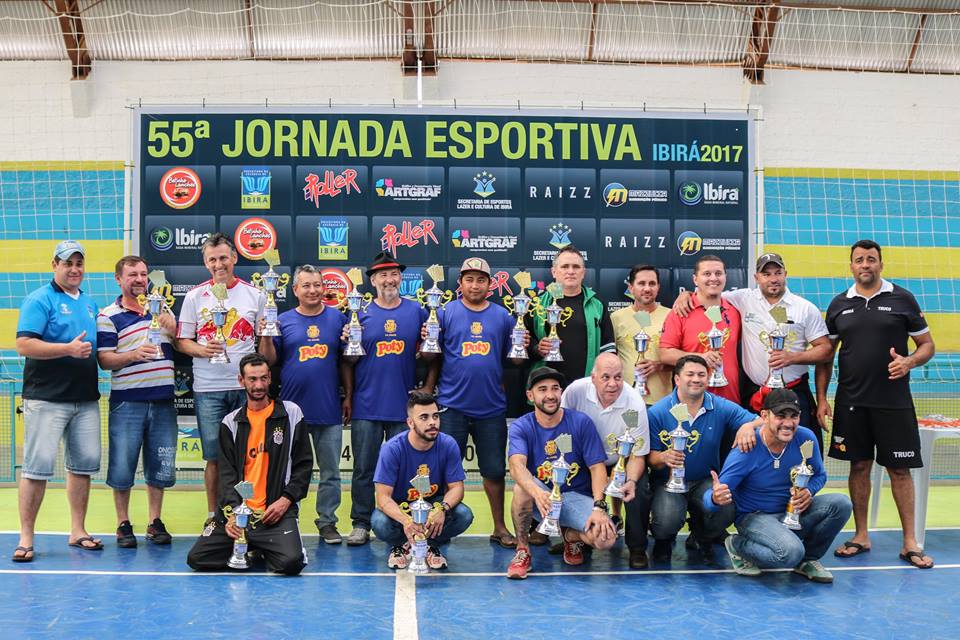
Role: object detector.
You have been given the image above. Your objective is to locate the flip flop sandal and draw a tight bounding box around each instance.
[899,550,934,569]
[833,540,870,558]
[12,546,34,563]
[68,536,104,551]
[488,533,517,549]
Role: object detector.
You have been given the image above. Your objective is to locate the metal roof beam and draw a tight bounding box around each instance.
[51,0,91,79]
[744,5,781,84]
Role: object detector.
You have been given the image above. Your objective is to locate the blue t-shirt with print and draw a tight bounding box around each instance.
[274,307,347,426]
[648,390,757,485]
[352,298,428,422]
[437,300,514,418]
[507,408,606,499]
[374,431,466,505]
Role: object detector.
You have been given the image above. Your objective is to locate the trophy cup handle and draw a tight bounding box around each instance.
[502,295,515,314]
[441,290,454,306]
[250,272,263,287]
[278,273,291,287]
[415,288,427,305]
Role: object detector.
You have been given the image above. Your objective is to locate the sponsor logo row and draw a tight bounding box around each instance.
[143,165,745,215]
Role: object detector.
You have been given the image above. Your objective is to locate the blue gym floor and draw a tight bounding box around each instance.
[2,529,956,639]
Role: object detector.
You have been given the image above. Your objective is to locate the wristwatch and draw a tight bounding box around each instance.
[441,501,451,512]
[593,499,609,513]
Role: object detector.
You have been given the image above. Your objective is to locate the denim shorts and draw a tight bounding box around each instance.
[106,399,178,490]
[194,389,246,461]
[21,399,101,480]
[530,478,596,532]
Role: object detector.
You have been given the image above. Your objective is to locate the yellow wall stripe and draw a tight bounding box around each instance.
[763,167,960,181]
[0,161,125,171]
[0,240,126,273]
[0,309,20,350]
[765,244,960,280]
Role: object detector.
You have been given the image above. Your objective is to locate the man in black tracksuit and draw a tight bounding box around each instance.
[187,354,313,575]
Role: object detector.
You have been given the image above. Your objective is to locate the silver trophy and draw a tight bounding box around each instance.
[701,306,728,387]
[408,473,434,575]
[536,433,573,536]
[503,271,535,360]
[633,310,652,396]
[782,440,815,530]
[344,268,366,357]
[201,282,230,364]
[416,265,451,355]
[665,404,692,494]
[541,283,572,363]
[252,249,290,338]
[604,409,644,499]
[764,306,789,389]
[227,480,255,570]
[136,270,173,360]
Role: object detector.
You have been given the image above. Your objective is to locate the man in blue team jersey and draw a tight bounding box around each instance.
[342,251,430,546]
[425,257,527,549]
[707,388,852,583]
[259,264,349,544]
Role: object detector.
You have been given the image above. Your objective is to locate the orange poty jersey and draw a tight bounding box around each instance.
[243,402,274,511]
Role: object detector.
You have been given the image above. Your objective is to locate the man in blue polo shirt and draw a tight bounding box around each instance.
[426,257,526,549]
[260,264,349,544]
[97,256,177,548]
[647,355,760,564]
[343,250,430,546]
[13,240,100,562]
[707,389,852,583]
[372,390,473,570]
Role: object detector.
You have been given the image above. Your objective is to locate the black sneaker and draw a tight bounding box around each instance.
[116,520,137,548]
[146,518,172,545]
[652,539,673,563]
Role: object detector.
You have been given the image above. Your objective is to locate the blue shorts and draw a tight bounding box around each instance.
[531,478,599,533]
[21,399,101,480]
[106,399,178,490]
[194,389,245,461]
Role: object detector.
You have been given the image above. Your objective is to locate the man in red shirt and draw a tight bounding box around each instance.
[659,255,742,405]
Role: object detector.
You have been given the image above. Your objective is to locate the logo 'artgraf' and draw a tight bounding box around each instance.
[451,229,470,248]
[150,226,174,251]
[234,217,277,260]
[603,182,628,208]
[678,181,703,206]
[473,171,496,198]
[240,168,271,210]
[375,178,441,200]
[677,231,703,256]
[549,223,573,249]
[160,168,201,209]
[318,218,349,261]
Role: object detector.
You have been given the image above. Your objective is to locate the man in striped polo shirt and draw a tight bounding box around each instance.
[97,256,178,547]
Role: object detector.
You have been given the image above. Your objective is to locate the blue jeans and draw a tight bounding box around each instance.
[107,399,178,490]
[309,423,342,527]
[440,407,507,480]
[371,503,474,547]
[530,479,601,533]
[732,493,853,568]
[350,419,407,529]
[650,478,736,543]
[21,399,100,480]
[194,389,246,461]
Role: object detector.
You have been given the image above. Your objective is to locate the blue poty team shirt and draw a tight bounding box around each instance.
[703,426,827,519]
[17,281,100,402]
[507,408,607,499]
[273,307,347,426]
[352,298,428,422]
[437,300,514,419]
[647,389,758,486]
[373,431,466,505]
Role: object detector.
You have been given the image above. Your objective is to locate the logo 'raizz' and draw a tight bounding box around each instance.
[473,171,496,198]
[549,223,573,249]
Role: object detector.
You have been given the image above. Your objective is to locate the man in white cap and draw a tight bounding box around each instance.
[14,240,101,561]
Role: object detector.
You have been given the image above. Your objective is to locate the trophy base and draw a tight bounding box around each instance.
[508,346,529,360]
[781,516,801,531]
[634,382,648,396]
[227,557,249,570]
[604,482,625,499]
[536,517,561,537]
[766,376,785,389]
[259,327,280,337]
[343,345,366,357]
[210,354,230,365]
[707,374,728,387]
[420,341,441,354]
[664,480,688,494]
[543,353,564,362]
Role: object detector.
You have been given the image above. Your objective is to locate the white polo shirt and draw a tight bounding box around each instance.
[724,287,828,387]
[560,377,650,466]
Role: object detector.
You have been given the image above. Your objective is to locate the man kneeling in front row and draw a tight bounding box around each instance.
[187,354,313,575]
[706,389,852,583]
[372,391,474,570]
[507,367,618,579]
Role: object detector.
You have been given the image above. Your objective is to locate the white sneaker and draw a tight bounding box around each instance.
[345,526,370,546]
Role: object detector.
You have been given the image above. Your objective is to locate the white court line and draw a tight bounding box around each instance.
[393,571,418,640]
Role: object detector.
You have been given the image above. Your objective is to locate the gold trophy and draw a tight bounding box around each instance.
[665,404,693,493]
[136,270,174,360]
[343,268,366,357]
[782,440,815,530]
[540,282,574,362]
[251,249,290,338]
[760,306,789,389]
[199,282,231,364]
[604,409,644,498]
[632,310,652,396]
[226,480,255,570]
[536,433,573,536]
[502,271,535,360]
[699,305,729,387]
[416,264,453,354]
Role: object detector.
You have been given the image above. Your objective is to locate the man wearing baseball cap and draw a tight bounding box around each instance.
[425,257,528,549]
[342,250,430,546]
[14,241,101,561]
[674,252,833,449]
[706,388,851,583]
[506,367,617,578]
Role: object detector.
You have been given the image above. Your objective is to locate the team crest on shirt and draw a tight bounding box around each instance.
[273,426,284,445]
[307,325,320,339]
[417,464,430,476]
[544,440,557,456]
[470,321,483,336]
[384,319,397,334]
